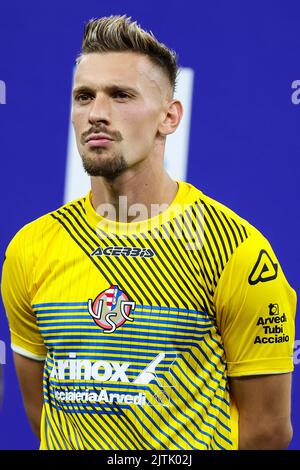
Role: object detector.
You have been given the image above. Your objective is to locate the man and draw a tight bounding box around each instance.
[1,15,296,450]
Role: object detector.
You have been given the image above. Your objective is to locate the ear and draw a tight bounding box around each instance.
[158,99,183,136]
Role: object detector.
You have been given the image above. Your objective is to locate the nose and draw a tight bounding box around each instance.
[88,93,111,126]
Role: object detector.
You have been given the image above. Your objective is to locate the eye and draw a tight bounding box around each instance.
[75,93,93,103]
[113,91,131,100]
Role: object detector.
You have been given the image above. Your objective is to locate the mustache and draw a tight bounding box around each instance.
[81,126,123,144]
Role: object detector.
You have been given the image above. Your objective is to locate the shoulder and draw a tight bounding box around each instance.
[184,183,269,244]
[180,181,274,262]
[5,195,87,256]
[194,188,258,237]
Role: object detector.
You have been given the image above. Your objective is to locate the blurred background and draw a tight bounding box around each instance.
[0,0,299,449]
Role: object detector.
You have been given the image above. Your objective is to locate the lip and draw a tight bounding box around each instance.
[86,133,114,143]
[86,133,114,148]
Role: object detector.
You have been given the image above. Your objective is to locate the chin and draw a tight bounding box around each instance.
[81,153,128,178]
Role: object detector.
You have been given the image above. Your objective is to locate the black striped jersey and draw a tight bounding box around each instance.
[1,181,296,450]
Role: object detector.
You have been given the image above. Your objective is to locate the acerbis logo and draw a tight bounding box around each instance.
[88,285,135,333]
[91,246,155,258]
[248,250,278,285]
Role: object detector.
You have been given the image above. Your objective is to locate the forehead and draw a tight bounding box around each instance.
[74,51,170,96]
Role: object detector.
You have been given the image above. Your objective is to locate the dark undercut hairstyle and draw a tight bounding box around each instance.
[77,15,179,93]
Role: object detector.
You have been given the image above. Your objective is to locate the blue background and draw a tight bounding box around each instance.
[0,0,299,449]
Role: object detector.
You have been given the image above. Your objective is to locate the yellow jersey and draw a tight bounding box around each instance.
[1,181,296,450]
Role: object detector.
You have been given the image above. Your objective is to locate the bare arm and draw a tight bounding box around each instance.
[229,373,293,450]
[13,352,44,440]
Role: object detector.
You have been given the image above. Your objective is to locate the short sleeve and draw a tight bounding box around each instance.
[214,232,296,377]
[1,230,47,360]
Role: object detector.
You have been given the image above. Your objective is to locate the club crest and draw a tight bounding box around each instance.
[88,285,135,334]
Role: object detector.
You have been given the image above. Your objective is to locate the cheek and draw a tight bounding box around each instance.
[71,108,82,131]
[71,108,88,142]
[119,106,160,140]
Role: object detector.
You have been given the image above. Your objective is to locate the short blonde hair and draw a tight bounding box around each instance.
[77,15,178,92]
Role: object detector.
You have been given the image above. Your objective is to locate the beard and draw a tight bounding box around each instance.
[81,148,128,179]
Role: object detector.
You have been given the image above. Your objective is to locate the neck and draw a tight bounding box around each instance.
[90,159,178,223]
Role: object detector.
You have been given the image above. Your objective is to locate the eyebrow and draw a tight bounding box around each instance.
[72,84,139,97]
